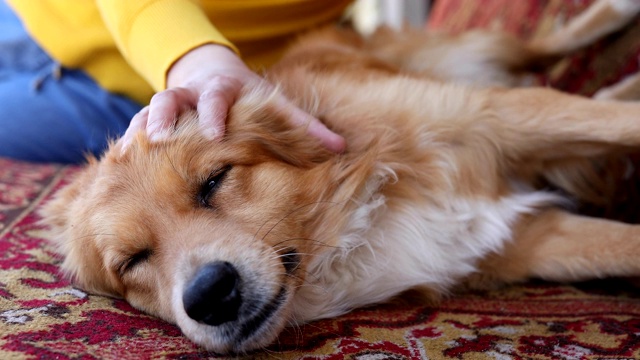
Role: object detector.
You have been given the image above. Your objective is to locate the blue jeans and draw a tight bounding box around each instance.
[0,1,143,163]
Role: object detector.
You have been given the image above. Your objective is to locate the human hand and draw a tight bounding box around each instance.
[121,44,345,152]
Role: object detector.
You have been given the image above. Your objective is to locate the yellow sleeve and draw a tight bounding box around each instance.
[96,0,239,91]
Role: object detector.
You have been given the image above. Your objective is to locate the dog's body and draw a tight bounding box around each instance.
[42,0,640,354]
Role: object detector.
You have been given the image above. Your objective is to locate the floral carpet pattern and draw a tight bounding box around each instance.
[1,164,640,360]
[3,0,640,358]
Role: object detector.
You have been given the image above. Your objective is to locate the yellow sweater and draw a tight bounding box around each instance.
[7,0,352,105]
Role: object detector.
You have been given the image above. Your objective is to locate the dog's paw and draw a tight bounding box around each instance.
[593,72,640,101]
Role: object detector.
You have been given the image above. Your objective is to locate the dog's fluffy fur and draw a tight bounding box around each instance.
[42,0,640,354]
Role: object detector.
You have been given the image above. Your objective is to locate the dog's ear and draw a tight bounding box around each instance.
[40,159,98,236]
[226,87,335,167]
[39,159,124,295]
[39,158,103,279]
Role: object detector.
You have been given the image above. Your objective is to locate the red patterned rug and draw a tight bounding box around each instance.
[3,0,640,358]
[2,159,640,359]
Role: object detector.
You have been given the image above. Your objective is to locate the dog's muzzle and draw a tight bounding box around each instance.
[178,248,302,352]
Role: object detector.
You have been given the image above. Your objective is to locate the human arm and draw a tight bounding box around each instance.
[122,43,346,152]
[96,0,345,152]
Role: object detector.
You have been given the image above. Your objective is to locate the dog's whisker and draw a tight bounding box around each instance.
[70,233,116,242]
[282,300,305,350]
[270,251,312,260]
[268,248,326,282]
[271,237,346,250]
[162,146,181,180]
[261,348,281,358]
[284,318,304,351]
[254,200,347,243]
[289,280,328,295]
[271,253,326,285]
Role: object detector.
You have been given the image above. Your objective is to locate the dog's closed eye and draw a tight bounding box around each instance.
[118,249,153,277]
[198,165,232,208]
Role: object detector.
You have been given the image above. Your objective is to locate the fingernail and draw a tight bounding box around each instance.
[202,126,220,140]
[120,141,130,156]
[308,121,346,153]
[327,134,347,153]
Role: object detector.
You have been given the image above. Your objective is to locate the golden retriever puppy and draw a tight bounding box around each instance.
[42,0,640,354]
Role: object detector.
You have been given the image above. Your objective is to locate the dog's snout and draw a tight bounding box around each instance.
[182,261,242,326]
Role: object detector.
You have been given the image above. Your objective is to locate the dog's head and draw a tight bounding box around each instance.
[41,86,372,353]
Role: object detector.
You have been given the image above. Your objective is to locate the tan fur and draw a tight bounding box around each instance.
[40,0,640,354]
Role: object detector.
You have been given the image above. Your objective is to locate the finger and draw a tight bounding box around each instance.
[147,87,196,141]
[121,106,149,153]
[276,97,346,153]
[305,115,347,153]
[197,75,243,139]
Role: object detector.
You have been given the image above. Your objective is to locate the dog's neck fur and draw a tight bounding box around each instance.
[290,151,557,322]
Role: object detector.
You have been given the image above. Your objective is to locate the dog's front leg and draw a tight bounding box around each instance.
[471,209,640,287]
[481,86,640,162]
[594,73,640,101]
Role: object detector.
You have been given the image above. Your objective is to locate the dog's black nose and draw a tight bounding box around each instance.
[182,261,242,326]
